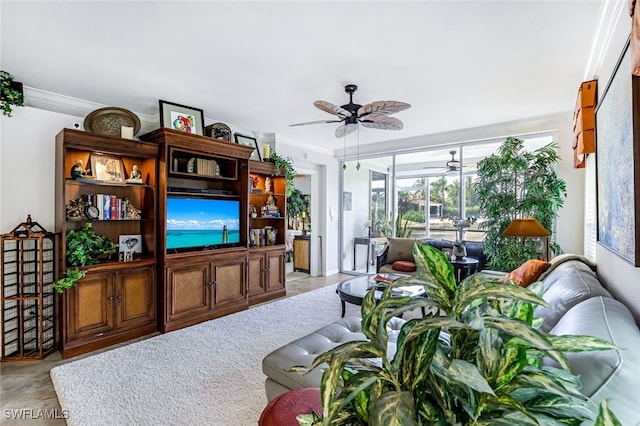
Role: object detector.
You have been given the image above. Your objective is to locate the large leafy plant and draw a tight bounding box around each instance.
[298,243,619,425]
[473,136,567,271]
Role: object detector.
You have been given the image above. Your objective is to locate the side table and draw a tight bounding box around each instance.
[450,257,479,283]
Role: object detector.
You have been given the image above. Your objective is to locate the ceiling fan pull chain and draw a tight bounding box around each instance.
[342,131,347,170]
[356,126,361,171]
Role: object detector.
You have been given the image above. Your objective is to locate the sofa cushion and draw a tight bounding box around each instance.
[262,315,406,400]
[507,259,551,287]
[546,297,640,424]
[392,260,416,272]
[535,260,612,333]
[385,238,418,263]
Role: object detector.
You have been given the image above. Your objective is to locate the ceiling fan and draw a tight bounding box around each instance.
[423,150,471,173]
[290,84,411,138]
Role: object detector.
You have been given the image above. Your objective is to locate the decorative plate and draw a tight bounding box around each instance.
[84,107,141,137]
[205,122,233,142]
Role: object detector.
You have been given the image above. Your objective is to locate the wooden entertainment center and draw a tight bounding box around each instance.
[55,128,287,356]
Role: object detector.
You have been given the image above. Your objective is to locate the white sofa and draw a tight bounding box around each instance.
[261,257,640,425]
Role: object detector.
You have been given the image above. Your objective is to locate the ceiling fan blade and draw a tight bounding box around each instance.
[361,114,403,130]
[335,123,358,138]
[289,119,343,127]
[358,101,411,117]
[314,100,352,118]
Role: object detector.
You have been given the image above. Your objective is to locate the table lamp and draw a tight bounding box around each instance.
[501,218,551,261]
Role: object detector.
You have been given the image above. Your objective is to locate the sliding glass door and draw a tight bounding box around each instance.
[339,135,554,274]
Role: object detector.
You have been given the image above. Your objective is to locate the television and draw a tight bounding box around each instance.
[166,196,241,252]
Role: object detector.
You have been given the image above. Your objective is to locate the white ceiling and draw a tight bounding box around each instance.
[1,1,608,153]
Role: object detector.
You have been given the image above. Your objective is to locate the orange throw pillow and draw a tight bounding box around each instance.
[392,260,417,273]
[507,260,551,287]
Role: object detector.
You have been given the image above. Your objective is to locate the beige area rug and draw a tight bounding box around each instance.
[50,284,360,426]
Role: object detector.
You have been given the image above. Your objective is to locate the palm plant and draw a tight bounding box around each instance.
[473,137,567,271]
[298,243,620,425]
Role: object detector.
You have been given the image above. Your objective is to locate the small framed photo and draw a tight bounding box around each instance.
[91,154,125,183]
[159,100,205,136]
[234,134,262,161]
[119,234,142,253]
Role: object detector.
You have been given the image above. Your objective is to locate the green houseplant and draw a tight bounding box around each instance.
[473,137,567,271]
[287,188,310,219]
[53,223,118,293]
[0,70,24,117]
[270,151,296,197]
[297,242,619,425]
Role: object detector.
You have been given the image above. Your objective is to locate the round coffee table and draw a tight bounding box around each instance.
[336,274,425,317]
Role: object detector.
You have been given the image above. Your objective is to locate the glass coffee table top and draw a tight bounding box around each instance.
[336,274,425,317]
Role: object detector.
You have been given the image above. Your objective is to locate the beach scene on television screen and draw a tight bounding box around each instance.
[167,198,240,249]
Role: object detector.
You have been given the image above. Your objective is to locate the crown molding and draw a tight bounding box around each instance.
[583,0,627,80]
[23,86,159,132]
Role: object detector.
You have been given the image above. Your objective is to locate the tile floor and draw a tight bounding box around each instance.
[0,271,352,425]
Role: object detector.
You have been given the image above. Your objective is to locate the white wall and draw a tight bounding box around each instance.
[1,107,83,232]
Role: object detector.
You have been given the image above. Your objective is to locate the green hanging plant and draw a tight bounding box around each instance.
[53,223,118,293]
[270,151,296,197]
[0,70,24,117]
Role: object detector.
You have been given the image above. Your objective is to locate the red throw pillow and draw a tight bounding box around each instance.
[392,260,416,272]
[507,260,551,287]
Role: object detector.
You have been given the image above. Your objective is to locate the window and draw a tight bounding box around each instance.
[339,135,555,273]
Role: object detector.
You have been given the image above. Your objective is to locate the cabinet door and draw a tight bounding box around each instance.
[266,248,286,292]
[293,238,310,272]
[247,252,266,296]
[212,255,248,311]
[166,263,211,322]
[114,267,155,330]
[65,271,114,342]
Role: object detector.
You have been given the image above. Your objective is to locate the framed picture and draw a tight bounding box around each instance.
[119,234,142,253]
[90,154,125,183]
[159,100,205,136]
[596,38,640,266]
[343,191,352,211]
[234,134,262,161]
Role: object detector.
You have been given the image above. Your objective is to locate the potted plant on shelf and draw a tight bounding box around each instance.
[53,223,118,293]
[297,243,619,425]
[0,70,24,117]
[473,136,567,271]
[270,151,296,197]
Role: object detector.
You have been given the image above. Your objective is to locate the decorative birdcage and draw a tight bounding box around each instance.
[1,215,56,361]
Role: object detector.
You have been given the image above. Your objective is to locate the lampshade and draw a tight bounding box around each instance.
[501,218,550,237]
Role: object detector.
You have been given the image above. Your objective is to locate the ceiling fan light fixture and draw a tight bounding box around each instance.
[290,84,410,138]
[446,150,460,171]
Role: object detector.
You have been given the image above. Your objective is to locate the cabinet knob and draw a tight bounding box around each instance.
[108,296,115,301]
[116,295,122,300]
